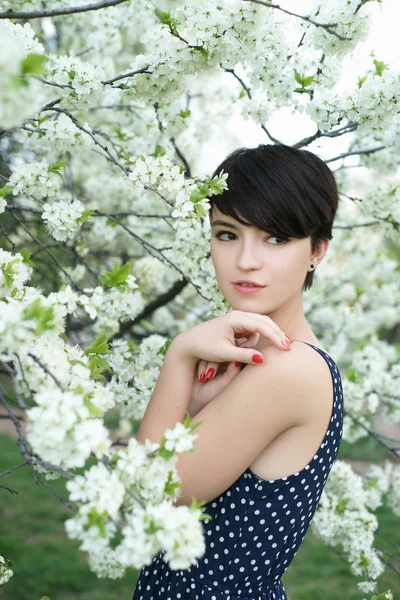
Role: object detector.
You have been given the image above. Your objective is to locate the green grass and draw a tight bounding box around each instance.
[0,434,398,600]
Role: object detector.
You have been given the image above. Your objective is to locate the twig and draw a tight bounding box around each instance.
[326,145,386,163]
[0,484,19,495]
[102,65,153,86]
[0,0,128,19]
[0,461,29,478]
[344,409,400,460]
[244,0,353,41]
[28,353,64,391]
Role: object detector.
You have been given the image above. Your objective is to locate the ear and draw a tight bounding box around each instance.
[311,239,329,267]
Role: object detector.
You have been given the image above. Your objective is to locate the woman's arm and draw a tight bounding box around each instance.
[135,338,198,446]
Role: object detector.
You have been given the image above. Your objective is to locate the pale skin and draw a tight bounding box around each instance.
[136,205,334,507]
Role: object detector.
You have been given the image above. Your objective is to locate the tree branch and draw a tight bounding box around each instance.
[244,0,353,41]
[0,0,128,20]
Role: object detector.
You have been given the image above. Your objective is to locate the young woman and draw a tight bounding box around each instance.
[132,143,344,600]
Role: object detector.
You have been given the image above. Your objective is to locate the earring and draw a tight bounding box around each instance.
[310,264,315,269]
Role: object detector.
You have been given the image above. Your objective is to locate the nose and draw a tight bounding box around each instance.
[236,238,263,271]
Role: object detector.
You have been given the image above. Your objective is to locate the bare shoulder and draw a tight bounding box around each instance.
[260,340,335,423]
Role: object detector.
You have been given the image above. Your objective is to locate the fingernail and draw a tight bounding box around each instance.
[281,339,291,350]
[285,334,293,343]
[252,354,264,364]
[199,373,206,383]
[234,361,241,367]
[206,368,215,380]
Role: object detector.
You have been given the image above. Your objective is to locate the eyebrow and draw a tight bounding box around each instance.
[211,219,251,229]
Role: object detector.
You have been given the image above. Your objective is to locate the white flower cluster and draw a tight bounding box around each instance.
[360,180,400,232]
[363,461,393,511]
[387,464,400,518]
[118,499,206,571]
[0,555,13,586]
[9,158,63,200]
[0,249,32,299]
[341,336,399,443]
[26,386,111,469]
[312,461,384,590]
[307,65,400,136]
[133,256,174,296]
[108,336,167,420]
[349,69,400,136]
[0,21,47,128]
[49,55,106,107]
[42,199,85,241]
[114,436,181,505]
[67,462,125,518]
[64,422,201,576]
[305,0,376,56]
[82,278,145,336]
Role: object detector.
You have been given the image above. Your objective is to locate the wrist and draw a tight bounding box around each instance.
[168,333,198,368]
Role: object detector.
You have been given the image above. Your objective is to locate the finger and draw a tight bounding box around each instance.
[197,359,208,383]
[229,310,291,351]
[204,362,219,381]
[237,332,259,348]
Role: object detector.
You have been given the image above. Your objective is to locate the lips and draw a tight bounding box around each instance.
[233,280,265,288]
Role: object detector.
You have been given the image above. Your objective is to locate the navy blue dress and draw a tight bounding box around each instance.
[133,342,344,600]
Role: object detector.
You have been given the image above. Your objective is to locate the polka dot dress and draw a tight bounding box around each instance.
[133,342,344,600]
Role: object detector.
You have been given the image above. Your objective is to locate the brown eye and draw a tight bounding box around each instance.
[215,231,236,241]
[267,236,288,245]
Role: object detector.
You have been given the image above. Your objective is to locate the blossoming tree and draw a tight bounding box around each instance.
[0,0,399,598]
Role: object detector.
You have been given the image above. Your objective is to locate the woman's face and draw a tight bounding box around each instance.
[210,205,325,315]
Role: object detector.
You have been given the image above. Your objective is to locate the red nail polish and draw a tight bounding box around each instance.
[199,373,206,383]
[252,354,264,364]
[206,368,215,380]
[285,334,293,343]
[234,361,241,367]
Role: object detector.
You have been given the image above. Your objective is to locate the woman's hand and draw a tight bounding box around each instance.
[188,334,258,416]
[173,309,292,369]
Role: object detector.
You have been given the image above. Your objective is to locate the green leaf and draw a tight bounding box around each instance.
[164,470,182,498]
[20,248,35,267]
[76,209,94,225]
[98,260,131,289]
[83,394,103,417]
[303,75,314,87]
[198,47,209,59]
[23,298,55,335]
[346,366,358,383]
[84,332,110,356]
[69,359,88,369]
[293,68,303,85]
[154,144,166,157]
[48,159,67,173]
[154,7,171,24]
[159,338,173,356]
[154,8,179,34]
[21,53,47,76]
[87,508,108,538]
[194,203,207,218]
[87,355,112,381]
[179,109,191,119]
[0,184,13,197]
[373,59,389,76]
[68,69,76,80]
[336,498,349,514]
[358,75,367,88]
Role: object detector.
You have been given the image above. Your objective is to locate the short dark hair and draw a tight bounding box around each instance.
[208,143,339,291]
